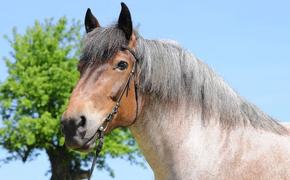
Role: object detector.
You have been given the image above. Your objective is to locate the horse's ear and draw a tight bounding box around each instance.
[85,8,100,33]
[118,2,133,40]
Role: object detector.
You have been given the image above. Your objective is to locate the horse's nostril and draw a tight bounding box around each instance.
[61,115,87,138]
[79,115,87,128]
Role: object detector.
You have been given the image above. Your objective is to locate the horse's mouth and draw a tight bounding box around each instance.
[74,130,99,152]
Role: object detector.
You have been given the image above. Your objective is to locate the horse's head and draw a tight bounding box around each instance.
[61,3,139,151]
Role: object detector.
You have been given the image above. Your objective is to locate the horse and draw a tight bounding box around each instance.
[61,3,290,180]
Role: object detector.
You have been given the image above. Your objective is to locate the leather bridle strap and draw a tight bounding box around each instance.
[88,130,103,180]
[88,46,139,180]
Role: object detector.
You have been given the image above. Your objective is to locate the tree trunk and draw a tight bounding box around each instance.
[46,146,89,180]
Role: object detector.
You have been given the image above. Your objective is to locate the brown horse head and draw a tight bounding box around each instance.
[61,3,139,151]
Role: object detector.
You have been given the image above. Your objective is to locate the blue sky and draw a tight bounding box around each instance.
[0,0,289,179]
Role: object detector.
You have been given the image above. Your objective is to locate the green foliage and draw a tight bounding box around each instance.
[0,17,140,175]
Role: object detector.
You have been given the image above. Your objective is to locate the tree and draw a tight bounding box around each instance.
[0,17,140,179]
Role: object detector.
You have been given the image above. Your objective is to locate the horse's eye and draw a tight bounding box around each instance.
[116,61,128,70]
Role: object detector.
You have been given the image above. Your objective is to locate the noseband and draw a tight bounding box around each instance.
[88,46,139,180]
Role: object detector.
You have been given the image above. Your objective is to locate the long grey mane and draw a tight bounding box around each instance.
[82,26,287,135]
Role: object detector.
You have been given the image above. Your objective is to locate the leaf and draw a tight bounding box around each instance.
[26,133,36,145]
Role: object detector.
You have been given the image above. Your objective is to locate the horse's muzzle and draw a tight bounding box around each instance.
[61,114,91,150]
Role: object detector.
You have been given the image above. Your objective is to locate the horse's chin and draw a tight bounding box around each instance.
[69,137,97,153]
[65,127,100,153]
[75,142,96,153]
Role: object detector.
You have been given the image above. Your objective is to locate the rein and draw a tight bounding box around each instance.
[88,46,139,180]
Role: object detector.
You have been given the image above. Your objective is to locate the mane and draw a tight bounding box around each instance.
[81,26,288,135]
[136,38,287,135]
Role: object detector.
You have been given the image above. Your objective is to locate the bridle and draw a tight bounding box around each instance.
[88,45,139,180]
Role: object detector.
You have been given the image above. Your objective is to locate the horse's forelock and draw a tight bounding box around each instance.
[81,25,128,64]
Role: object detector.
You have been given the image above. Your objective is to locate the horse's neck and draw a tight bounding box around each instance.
[129,100,214,179]
[130,101,290,179]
